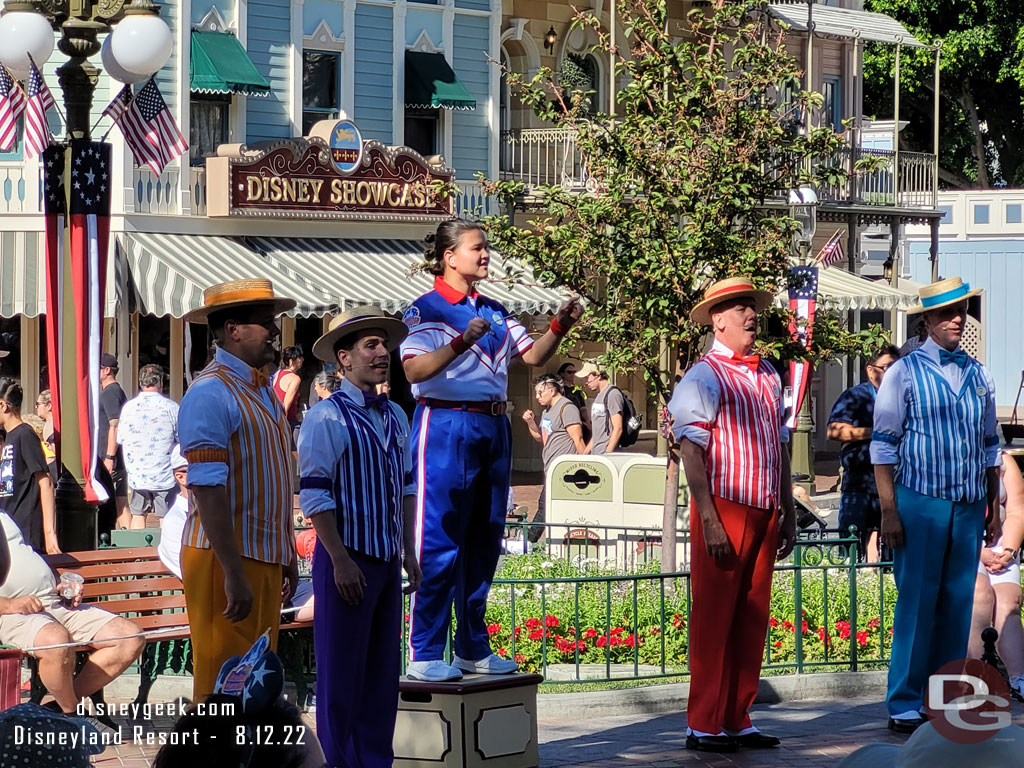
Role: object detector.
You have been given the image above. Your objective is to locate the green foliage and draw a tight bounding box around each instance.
[863,0,1024,186]
[483,0,885,401]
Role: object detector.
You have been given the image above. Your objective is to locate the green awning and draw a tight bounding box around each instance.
[405,51,476,111]
[191,30,271,98]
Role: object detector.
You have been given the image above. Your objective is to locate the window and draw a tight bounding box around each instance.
[302,50,341,135]
[973,204,990,225]
[405,107,439,156]
[189,96,230,165]
[938,205,954,224]
[1007,203,1022,224]
[822,76,842,132]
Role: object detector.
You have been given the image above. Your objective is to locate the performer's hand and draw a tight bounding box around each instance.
[521,409,534,423]
[776,509,796,561]
[986,512,1003,547]
[555,297,583,328]
[880,506,904,550]
[403,553,422,595]
[333,555,366,606]
[223,569,254,622]
[700,514,733,562]
[463,318,491,346]
[281,558,299,605]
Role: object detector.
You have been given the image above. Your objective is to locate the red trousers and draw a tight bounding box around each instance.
[687,496,778,734]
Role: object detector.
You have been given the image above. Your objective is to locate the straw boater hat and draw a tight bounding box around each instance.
[689,276,774,325]
[183,278,297,324]
[906,276,981,315]
[312,305,409,363]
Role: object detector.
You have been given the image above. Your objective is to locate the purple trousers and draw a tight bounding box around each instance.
[314,542,402,768]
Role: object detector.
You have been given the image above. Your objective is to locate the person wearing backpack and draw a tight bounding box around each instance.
[577,362,627,453]
[522,374,586,542]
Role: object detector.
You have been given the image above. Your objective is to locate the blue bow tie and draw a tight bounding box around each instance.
[938,348,969,368]
[363,391,389,410]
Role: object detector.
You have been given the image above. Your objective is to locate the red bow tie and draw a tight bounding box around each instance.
[730,353,760,373]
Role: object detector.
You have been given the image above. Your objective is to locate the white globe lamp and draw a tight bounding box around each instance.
[108,12,172,77]
[0,10,54,80]
[100,34,148,85]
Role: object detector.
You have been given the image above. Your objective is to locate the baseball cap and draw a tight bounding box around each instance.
[100,353,118,370]
[170,444,187,471]
[837,722,1024,768]
[575,362,604,379]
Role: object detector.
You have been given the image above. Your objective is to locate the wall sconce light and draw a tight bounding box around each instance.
[882,255,894,284]
[544,26,557,53]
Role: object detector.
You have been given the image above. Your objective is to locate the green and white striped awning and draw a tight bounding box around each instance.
[0,230,44,318]
[244,237,568,315]
[119,232,337,318]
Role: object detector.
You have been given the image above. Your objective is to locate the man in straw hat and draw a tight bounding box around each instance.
[667,276,796,753]
[177,279,300,700]
[297,306,422,767]
[871,276,1001,733]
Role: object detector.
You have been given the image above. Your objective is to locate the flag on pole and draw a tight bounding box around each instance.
[785,265,818,430]
[23,60,55,158]
[815,230,846,268]
[42,145,65,454]
[104,79,187,174]
[0,65,25,153]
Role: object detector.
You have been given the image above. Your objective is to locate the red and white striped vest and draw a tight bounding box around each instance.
[702,353,783,510]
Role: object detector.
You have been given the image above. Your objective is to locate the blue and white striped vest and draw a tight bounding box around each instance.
[326,391,405,561]
[896,351,989,502]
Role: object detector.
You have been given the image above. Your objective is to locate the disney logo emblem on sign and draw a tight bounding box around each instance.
[329,120,363,175]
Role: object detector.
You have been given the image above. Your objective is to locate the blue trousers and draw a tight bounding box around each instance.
[887,484,984,716]
[314,543,401,768]
[408,406,511,661]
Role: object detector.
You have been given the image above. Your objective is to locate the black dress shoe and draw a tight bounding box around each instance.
[734,731,781,748]
[888,716,925,734]
[686,733,738,753]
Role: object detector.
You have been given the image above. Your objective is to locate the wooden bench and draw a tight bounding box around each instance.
[36,547,313,704]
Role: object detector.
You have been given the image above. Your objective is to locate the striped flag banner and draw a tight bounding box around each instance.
[23,60,55,159]
[0,65,25,153]
[42,145,64,447]
[103,79,187,174]
[785,265,818,430]
[814,229,846,268]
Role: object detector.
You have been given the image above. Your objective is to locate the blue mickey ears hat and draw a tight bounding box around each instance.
[214,630,285,712]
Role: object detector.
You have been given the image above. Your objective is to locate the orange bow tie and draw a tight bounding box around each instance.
[731,353,760,373]
[252,369,270,388]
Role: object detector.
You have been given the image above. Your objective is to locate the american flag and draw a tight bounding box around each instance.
[785,265,818,430]
[104,79,187,174]
[42,141,112,505]
[815,230,846,268]
[23,61,55,158]
[0,65,25,152]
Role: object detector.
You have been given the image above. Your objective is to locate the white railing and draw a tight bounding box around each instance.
[189,166,207,216]
[500,128,592,190]
[0,164,40,214]
[133,167,179,214]
[453,179,498,219]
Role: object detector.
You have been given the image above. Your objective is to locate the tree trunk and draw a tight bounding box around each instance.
[661,443,680,573]
[961,84,990,188]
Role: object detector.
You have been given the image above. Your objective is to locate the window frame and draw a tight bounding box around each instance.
[302,49,342,135]
[189,94,232,166]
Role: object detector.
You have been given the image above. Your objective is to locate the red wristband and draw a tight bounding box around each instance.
[450,336,471,355]
[550,317,571,337]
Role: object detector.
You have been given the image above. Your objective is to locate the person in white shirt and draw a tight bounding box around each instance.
[117,364,179,530]
[158,446,188,580]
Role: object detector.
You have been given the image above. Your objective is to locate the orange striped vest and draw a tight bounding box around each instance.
[182,363,295,566]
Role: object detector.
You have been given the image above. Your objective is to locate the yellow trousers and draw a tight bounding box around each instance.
[181,545,283,700]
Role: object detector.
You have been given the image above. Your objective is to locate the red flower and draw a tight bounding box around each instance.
[529,629,543,641]
[567,627,576,635]
[596,636,607,648]
[583,628,599,639]
[769,617,779,628]
[801,620,809,634]
[867,618,881,630]
[817,627,830,645]
[888,628,894,634]
[487,623,501,636]
[525,618,541,630]
[610,627,624,636]
[649,626,662,635]
[774,641,782,648]
[514,627,522,638]
[835,621,850,640]
[576,641,587,652]
[783,620,795,632]
[404,614,410,622]
[514,654,526,664]
[856,631,869,647]
[545,615,560,628]
[498,647,508,656]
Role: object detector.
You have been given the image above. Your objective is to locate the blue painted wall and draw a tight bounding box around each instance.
[908,240,1024,406]
[455,0,491,10]
[192,0,234,26]
[450,15,490,180]
[247,0,293,142]
[353,4,393,144]
[406,8,443,47]
[304,0,343,37]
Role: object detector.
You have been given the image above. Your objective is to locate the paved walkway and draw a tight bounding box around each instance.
[86,693,1024,766]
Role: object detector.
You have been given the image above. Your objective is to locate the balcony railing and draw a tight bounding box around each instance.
[453,179,497,219]
[134,167,179,214]
[499,128,938,209]
[189,166,207,215]
[0,164,40,214]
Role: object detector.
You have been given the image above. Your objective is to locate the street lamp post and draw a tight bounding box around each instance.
[788,186,818,492]
[0,0,171,549]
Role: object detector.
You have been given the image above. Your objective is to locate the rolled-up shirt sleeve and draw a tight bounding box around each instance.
[870,359,909,465]
[179,378,238,487]
[983,366,1000,467]
[668,362,720,450]
[297,401,346,519]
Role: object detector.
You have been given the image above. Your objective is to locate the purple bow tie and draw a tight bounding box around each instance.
[363,391,389,410]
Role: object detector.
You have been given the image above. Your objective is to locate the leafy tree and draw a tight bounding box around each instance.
[863,0,1024,187]
[481,0,888,567]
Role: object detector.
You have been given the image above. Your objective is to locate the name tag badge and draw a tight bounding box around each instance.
[977,385,987,397]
